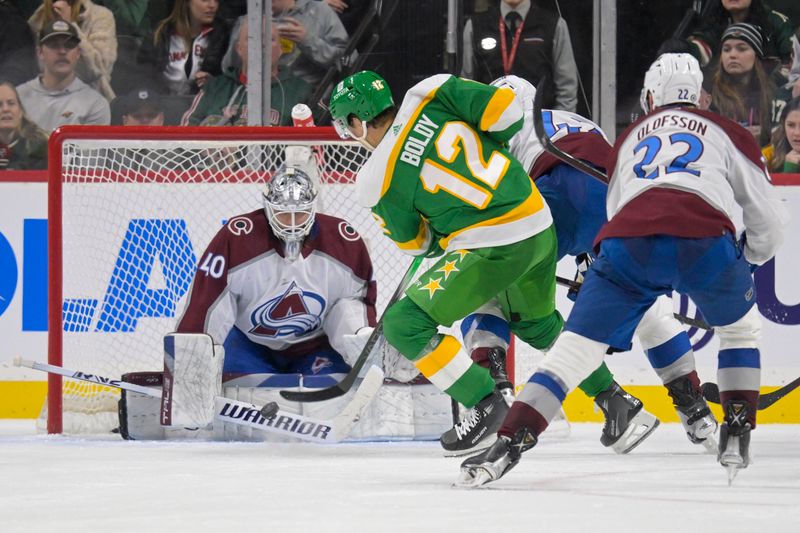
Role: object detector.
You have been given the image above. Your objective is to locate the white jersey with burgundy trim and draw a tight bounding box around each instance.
[512,107,610,179]
[606,107,787,265]
[175,210,376,357]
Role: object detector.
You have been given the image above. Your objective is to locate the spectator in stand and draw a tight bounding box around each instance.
[182,16,311,126]
[17,20,110,132]
[765,96,800,173]
[0,81,48,170]
[688,0,794,73]
[709,23,775,147]
[460,0,578,112]
[28,0,118,101]
[271,0,348,87]
[119,86,165,126]
[0,1,38,85]
[139,0,230,96]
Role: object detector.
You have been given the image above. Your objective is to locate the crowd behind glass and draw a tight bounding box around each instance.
[0,0,799,173]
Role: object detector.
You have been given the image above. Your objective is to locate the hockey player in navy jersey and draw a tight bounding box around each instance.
[458,53,787,487]
[174,146,377,387]
[457,75,717,455]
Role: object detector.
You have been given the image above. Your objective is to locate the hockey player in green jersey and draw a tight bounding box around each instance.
[329,71,628,454]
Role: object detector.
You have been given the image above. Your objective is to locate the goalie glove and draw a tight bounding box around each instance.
[567,253,594,302]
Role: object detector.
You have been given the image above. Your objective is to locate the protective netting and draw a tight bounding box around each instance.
[48,131,430,433]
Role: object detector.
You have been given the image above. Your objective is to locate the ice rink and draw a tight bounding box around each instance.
[1,421,798,533]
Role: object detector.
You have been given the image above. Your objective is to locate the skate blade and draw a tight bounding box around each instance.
[725,464,742,486]
[452,468,494,489]
[612,410,660,454]
[700,436,718,454]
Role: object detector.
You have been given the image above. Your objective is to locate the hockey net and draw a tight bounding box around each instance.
[47,126,531,434]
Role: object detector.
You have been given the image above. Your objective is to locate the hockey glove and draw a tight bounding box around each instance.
[567,253,594,302]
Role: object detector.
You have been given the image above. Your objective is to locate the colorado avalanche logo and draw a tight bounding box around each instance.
[249,282,326,338]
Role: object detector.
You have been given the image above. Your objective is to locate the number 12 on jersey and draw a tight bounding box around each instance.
[632,133,703,180]
[419,122,510,209]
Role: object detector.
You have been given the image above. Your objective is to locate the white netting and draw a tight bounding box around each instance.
[48,128,539,434]
[48,130,433,433]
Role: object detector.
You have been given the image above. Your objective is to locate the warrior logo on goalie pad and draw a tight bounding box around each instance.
[249,281,325,338]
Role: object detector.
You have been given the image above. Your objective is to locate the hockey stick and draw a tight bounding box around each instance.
[14,357,382,443]
[701,375,800,410]
[554,275,711,330]
[280,255,425,403]
[532,73,609,185]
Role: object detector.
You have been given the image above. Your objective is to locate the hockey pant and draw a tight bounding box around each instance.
[383,227,563,408]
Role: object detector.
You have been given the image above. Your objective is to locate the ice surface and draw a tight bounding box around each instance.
[1,421,798,532]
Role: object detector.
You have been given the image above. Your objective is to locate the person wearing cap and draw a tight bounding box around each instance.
[708,22,775,146]
[16,19,110,132]
[120,87,165,126]
[28,0,117,101]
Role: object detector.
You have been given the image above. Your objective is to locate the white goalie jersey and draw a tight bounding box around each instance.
[175,210,377,359]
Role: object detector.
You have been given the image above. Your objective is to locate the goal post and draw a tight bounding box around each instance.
[46,125,526,435]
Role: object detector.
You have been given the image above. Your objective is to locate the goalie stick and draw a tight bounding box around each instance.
[279,255,425,403]
[14,357,383,443]
[554,275,711,330]
[701,375,800,411]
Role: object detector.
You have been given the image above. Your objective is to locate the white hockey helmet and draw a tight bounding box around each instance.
[262,160,318,251]
[490,74,537,109]
[640,53,703,114]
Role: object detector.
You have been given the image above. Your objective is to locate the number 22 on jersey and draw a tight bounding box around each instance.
[418,122,510,209]
[633,132,703,180]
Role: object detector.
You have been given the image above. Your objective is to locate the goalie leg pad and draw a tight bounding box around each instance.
[161,333,224,428]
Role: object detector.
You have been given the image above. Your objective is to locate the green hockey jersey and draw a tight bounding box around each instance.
[356,74,552,256]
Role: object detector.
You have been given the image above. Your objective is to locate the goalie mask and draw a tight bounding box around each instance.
[263,166,318,260]
[640,53,702,114]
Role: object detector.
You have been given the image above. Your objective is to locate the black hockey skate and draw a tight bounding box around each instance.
[441,389,509,457]
[485,347,515,406]
[595,382,660,454]
[455,427,538,488]
[718,401,751,485]
[666,376,718,453]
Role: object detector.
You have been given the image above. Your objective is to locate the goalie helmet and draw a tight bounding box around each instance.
[263,164,318,259]
[329,70,394,142]
[640,53,703,114]
[490,75,537,108]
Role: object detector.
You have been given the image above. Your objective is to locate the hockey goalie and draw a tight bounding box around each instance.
[119,146,453,441]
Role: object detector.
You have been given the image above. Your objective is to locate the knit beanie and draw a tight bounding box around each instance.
[721,23,765,58]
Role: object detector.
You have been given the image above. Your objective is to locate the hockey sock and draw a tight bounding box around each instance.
[509,310,564,351]
[577,361,615,398]
[384,296,494,408]
[414,335,495,408]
